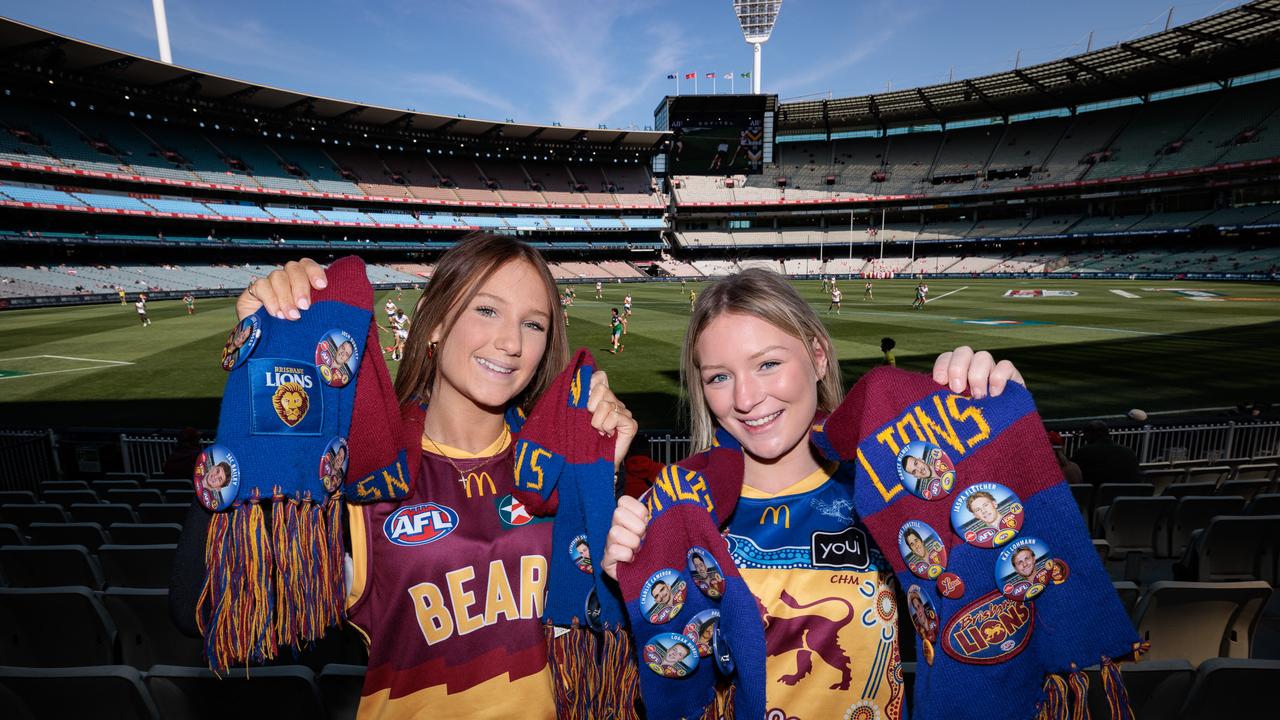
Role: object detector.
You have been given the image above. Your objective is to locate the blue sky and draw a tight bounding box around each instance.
[0,0,1245,129]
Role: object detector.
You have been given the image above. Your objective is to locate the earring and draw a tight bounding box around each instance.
[427,341,438,359]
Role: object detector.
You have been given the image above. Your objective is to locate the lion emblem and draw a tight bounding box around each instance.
[272,381,309,426]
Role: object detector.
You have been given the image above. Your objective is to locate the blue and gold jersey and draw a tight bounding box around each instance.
[726,463,904,720]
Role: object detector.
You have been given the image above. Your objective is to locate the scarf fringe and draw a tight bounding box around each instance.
[197,491,346,674]
[545,622,640,720]
[1036,643,1150,720]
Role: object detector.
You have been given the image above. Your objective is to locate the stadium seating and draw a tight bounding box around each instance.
[0,665,161,720]
[1132,580,1272,664]
[0,586,117,666]
[97,544,177,588]
[146,665,326,720]
[103,588,204,668]
[1179,658,1280,718]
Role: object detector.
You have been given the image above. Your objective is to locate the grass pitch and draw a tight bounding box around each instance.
[1,278,1278,432]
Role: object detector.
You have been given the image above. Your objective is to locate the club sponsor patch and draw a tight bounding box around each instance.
[1003,289,1078,298]
[250,359,322,435]
[942,590,1035,665]
[495,493,550,529]
[643,631,699,678]
[383,502,459,547]
[811,525,872,570]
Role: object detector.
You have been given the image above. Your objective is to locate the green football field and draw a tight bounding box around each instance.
[1,278,1278,432]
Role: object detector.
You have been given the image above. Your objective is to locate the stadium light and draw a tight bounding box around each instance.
[733,0,781,94]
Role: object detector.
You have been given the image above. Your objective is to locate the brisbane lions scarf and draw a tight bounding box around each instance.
[620,367,1142,720]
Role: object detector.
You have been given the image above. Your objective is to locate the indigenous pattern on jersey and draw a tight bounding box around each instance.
[725,464,904,720]
[347,431,556,719]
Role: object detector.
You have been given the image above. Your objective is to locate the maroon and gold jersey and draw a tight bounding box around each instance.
[347,431,556,719]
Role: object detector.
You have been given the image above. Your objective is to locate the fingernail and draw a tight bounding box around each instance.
[288,308,301,320]
[274,311,285,320]
[315,278,327,288]
[951,380,963,392]
[973,389,986,399]
[297,298,310,310]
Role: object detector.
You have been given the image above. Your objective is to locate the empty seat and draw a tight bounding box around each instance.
[90,479,141,493]
[0,545,104,588]
[146,665,325,720]
[137,503,187,525]
[98,544,177,588]
[104,588,204,668]
[0,491,37,505]
[164,489,196,505]
[1101,496,1176,558]
[0,665,159,719]
[1084,659,1194,720]
[1143,468,1186,494]
[71,503,138,526]
[27,521,110,551]
[40,480,92,493]
[0,503,69,529]
[1248,494,1280,515]
[0,523,24,546]
[1092,539,1110,562]
[40,489,100,507]
[146,479,191,493]
[318,664,366,720]
[105,472,148,482]
[0,586,118,666]
[1179,657,1280,719]
[1168,496,1247,557]
[108,522,182,545]
[1186,466,1231,486]
[1232,463,1277,483]
[1162,482,1219,499]
[1094,483,1154,512]
[1195,515,1280,583]
[106,489,164,507]
[1132,580,1272,664]
[1113,580,1141,615]
[1218,479,1270,501]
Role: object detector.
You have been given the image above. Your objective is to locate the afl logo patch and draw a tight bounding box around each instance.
[384,503,459,547]
[942,590,1035,665]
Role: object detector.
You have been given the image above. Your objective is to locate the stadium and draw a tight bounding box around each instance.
[0,0,1277,717]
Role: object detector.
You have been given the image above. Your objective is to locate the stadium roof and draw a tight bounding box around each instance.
[0,16,668,150]
[778,0,1280,132]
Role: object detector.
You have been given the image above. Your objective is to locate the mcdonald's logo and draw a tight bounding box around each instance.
[462,471,497,499]
[760,504,790,528]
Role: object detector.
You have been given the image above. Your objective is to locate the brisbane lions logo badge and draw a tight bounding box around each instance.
[272,381,310,426]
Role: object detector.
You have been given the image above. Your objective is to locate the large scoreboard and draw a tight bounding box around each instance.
[653,94,776,175]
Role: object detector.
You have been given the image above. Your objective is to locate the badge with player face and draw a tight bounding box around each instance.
[996,537,1052,601]
[898,520,948,580]
[682,609,719,658]
[643,632,699,678]
[951,482,1024,548]
[319,437,348,495]
[193,445,240,511]
[687,547,725,600]
[221,315,260,371]
[640,569,687,625]
[906,585,940,644]
[570,534,593,574]
[896,440,957,501]
[315,328,359,388]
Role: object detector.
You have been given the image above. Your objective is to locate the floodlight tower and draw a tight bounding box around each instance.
[733,1,782,95]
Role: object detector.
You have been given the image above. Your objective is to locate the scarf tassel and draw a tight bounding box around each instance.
[1099,642,1149,720]
[545,622,640,720]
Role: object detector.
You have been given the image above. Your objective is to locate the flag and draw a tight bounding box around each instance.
[684,72,696,79]
[705,72,715,78]
[667,74,676,79]
[723,73,732,79]
[740,72,752,78]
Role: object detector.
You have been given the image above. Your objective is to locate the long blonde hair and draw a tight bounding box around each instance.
[393,233,568,413]
[680,268,843,451]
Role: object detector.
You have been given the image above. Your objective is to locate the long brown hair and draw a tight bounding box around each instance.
[393,233,568,412]
[680,268,843,451]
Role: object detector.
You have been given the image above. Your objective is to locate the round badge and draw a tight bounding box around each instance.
[569,534,593,575]
[319,437,348,495]
[687,547,725,600]
[898,520,948,580]
[711,625,735,676]
[220,315,261,371]
[643,632,699,678]
[951,482,1025,548]
[895,440,958,501]
[906,585,940,645]
[584,588,603,631]
[1046,558,1070,585]
[996,537,1053,601]
[640,569,687,624]
[921,638,936,665]
[682,609,719,658]
[315,328,359,387]
[193,445,240,511]
[936,572,965,600]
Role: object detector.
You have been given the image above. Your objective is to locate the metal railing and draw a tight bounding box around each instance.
[119,434,212,478]
[0,429,59,491]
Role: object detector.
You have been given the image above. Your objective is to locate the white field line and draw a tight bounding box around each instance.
[925,286,968,304]
[0,354,134,380]
[1109,289,1142,299]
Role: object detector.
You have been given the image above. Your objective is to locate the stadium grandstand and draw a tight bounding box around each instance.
[1,1,1279,717]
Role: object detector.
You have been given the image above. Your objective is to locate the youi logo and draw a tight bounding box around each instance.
[384,503,460,547]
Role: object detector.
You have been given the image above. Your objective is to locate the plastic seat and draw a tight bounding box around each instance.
[105,472,148,482]
[1186,466,1231,486]
[1218,480,1270,502]
[108,522,182,545]
[1069,484,1094,523]
[40,480,92,493]
[90,479,142,493]
[1167,496,1247,558]
[0,665,159,719]
[104,587,204,668]
[0,544,104,588]
[28,521,110,551]
[1132,580,1272,664]
[1232,463,1277,483]
[1113,580,1140,615]
[146,665,325,720]
[106,489,165,507]
[0,503,69,529]
[137,503,187,525]
[1248,494,1280,515]
[0,523,24,546]
[40,489,101,507]
[71,503,138,526]
[0,586,118,666]
[1143,468,1186,494]
[1101,496,1176,559]
[1084,659,1193,720]
[164,489,196,505]
[1195,515,1280,583]
[98,544,177,588]
[145,479,191,493]
[1179,657,1280,719]
[318,664,366,720]
[1092,539,1110,562]
[1094,483,1154,512]
[0,491,37,505]
[1162,482,1219,499]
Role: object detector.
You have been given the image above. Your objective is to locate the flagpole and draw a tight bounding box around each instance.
[712,75,717,93]
[695,74,699,94]
[675,74,679,95]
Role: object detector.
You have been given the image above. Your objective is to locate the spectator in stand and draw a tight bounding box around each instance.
[1070,421,1140,486]
[162,427,204,480]
[1046,430,1083,485]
